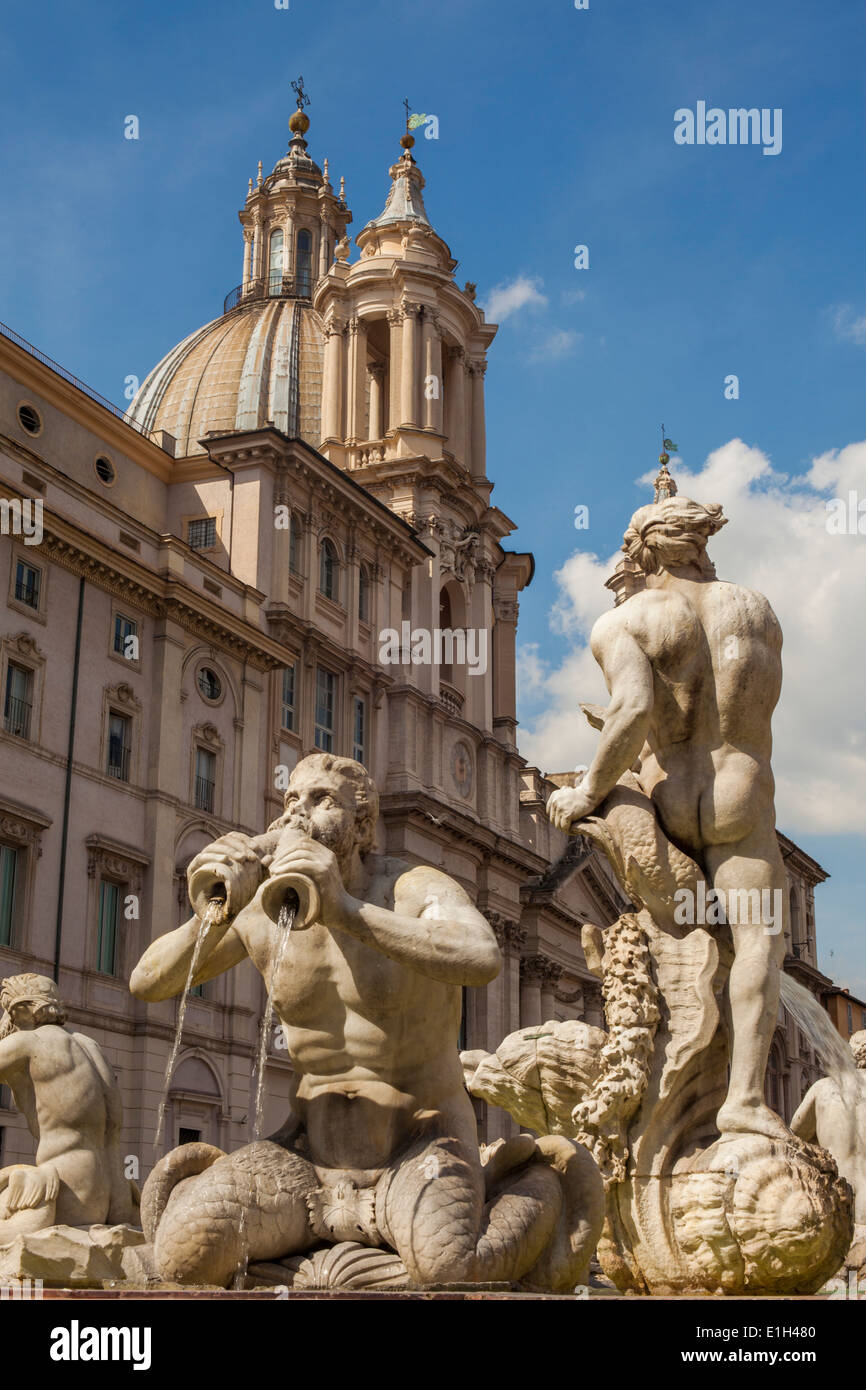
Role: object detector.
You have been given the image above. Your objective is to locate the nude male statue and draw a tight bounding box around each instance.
[791,1031,866,1229]
[0,974,138,1239]
[131,753,599,1288]
[547,494,789,1141]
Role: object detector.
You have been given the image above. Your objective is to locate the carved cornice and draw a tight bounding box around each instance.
[85,833,149,891]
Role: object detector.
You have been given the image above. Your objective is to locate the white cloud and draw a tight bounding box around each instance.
[830,303,866,346]
[561,288,587,305]
[528,329,580,362]
[518,437,866,839]
[483,275,547,322]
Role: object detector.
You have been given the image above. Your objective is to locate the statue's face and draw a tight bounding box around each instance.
[284,766,361,862]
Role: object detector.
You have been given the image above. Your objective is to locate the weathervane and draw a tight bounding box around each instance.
[400,96,416,151]
[655,425,679,501]
[292,75,310,112]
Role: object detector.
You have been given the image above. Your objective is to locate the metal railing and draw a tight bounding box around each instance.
[0,318,160,444]
[107,741,131,781]
[223,272,312,315]
[3,696,31,739]
[195,776,215,813]
[14,575,40,607]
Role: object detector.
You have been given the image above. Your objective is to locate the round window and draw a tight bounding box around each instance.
[17,403,42,435]
[94,455,116,485]
[197,667,222,701]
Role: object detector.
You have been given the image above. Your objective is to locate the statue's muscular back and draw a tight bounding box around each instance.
[598,574,782,855]
[235,855,476,1170]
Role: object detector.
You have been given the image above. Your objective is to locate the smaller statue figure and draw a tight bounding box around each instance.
[0,974,138,1241]
[792,1031,866,1269]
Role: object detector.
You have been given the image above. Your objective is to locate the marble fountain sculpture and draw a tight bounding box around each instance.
[792,1030,866,1276]
[465,465,854,1295]
[129,753,605,1292]
[0,973,145,1284]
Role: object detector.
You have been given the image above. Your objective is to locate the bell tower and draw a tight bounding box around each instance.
[314,116,532,755]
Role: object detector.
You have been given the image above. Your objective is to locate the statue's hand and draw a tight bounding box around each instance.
[187,833,264,918]
[267,839,354,931]
[547,784,599,833]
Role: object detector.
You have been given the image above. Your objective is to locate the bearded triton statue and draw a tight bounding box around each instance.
[467,464,853,1295]
[131,753,604,1292]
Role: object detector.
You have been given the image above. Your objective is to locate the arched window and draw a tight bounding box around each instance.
[319,538,338,601]
[358,565,370,623]
[296,229,312,297]
[789,885,802,956]
[765,1040,786,1118]
[268,228,284,295]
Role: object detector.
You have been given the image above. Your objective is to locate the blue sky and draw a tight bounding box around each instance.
[1,0,863,992]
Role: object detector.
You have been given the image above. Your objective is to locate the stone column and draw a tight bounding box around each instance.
[470,360,487,480]
[583,979,605,1030]
[423,312,443,433]
[400,303,420,427]
[444,346,467,464]
[519,955,546,1028]
[540,960,563,1022]
[252,214,263,281]
[368,363,384,441]
[318,216,330,279]
[387,308,402,435]
[284,212,295,284]
[242,229,253,287]
[347,317,368,442]
[491,593,519,748]
[321,319,344,442]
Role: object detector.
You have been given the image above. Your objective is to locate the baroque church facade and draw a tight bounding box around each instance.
[0,101,832,1173]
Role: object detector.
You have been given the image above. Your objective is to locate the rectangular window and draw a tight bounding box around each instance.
[288,515,299,574]
[352,696,366,764]
[281,664,296,732]
[188,517,217,551]
[314,668,335,752]
[847,1003,854,1034]
[178,1127,202,1145]
[0,845,18,947]
[97,879,121,975]
[195,746,216,812]
[4,662,32,739]
[107,711,132,781]
[113,613,138,657]
[14,559,40,609]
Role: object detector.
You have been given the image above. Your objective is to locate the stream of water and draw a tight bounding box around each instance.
[252,897,296,1143]
[153,897,222,1153]
[779,972,859,1104]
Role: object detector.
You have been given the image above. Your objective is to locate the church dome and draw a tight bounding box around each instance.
[127,296,325,457]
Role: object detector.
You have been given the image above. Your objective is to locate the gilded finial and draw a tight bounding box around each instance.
[290,75,311,135]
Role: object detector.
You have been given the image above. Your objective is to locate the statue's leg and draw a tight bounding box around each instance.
[376,1118,562,1287]
[706,831,789,1141]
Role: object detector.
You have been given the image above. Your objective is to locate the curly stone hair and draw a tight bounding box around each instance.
[0,973,67,1028]
[285,753,379,854]
[850,1030,866,1069]
[623,496,728,577]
